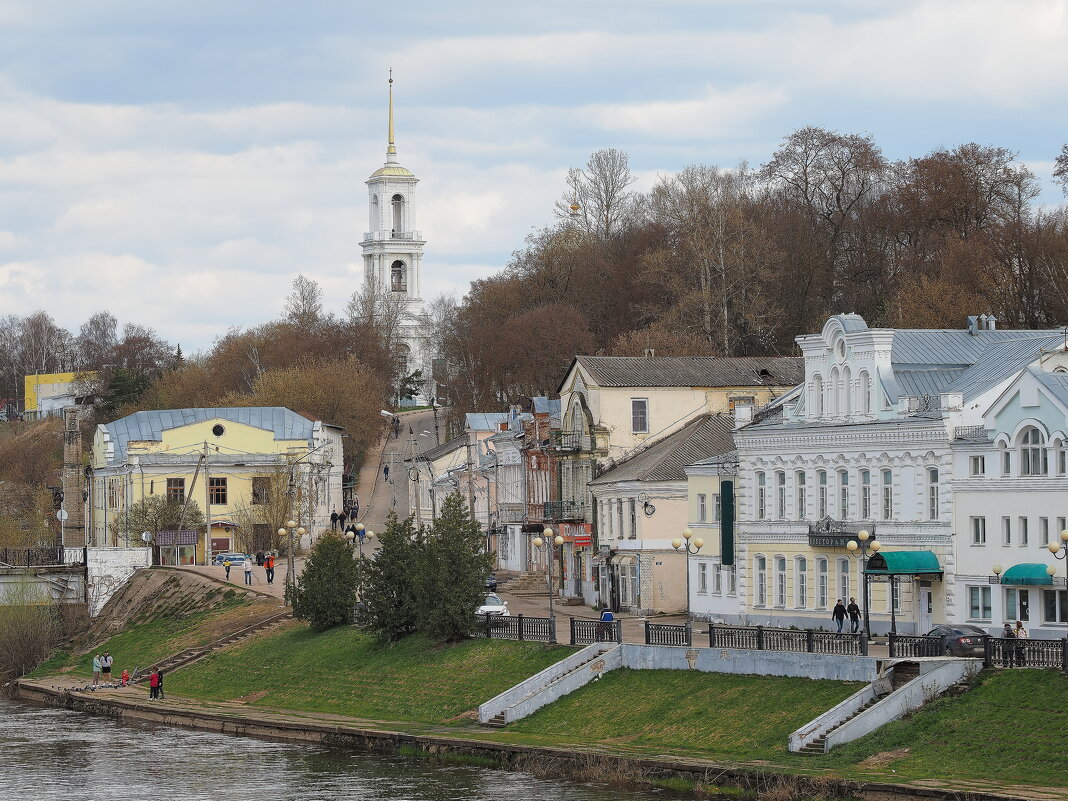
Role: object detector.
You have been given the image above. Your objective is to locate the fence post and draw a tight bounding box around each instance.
[569,616,576,645]
[756,626,765,650]
[888,633,896,658]
[708,623,715,648]
[806,629,815,653]
[643,622,651,645]
[860,633,869,657]
[614,620,622,643]
[685,624,692,648]
[1061,637,1067,673]
[484,613,491,638]
[984,635,993,669]
[517,613,524,641]
[550,615,557,644]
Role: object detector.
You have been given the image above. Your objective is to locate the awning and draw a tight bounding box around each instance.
[1001,563,1054,586]
[865,550,942,577]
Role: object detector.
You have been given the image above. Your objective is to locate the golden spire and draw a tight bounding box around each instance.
[386,69,396,156]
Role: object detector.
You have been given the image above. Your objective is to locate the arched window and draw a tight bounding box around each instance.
[1055,438,1066,476]
[881,468,893,520]
[1020,426,1048,476]
[860,469,871,519]
[755,555,767,606]
[775,556,787,607]
[842,366,852,415]
[817,470,828,518]
[391,193,405,233]
[371,194,380,228]
[817,557,828,608]
[858,370,871,414]
[838,469,849,519]
[927,467,939,520]
[812,374,824,416]
[795,556,808,608]
[756,472,767,519]
[390,260,407,292]
[776,471,786,519]
[828,367,839,416]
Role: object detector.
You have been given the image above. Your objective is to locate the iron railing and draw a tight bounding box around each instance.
[985,636,1067,669]
[0,546,66,567]
[550,430,587,452]
[480,613,555,643]
[708,624,867,656]
[542,500,585,521]
[645,622,691,647]
[953,425,990,440]
[888,633,945,658]
[570,617,621,645]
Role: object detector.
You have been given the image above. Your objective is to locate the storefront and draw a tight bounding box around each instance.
[864,550,944,635]
[157,529,202,566]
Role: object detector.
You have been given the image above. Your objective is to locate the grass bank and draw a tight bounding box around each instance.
[168,624,574,724]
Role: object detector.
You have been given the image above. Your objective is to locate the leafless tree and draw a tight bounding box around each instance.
[76,311,119,370]
[284,274,325,327]
[554,148,640,240]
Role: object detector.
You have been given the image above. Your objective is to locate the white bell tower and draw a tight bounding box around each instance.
[360,73,429,381]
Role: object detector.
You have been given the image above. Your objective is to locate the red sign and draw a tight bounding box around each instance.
[560,523,593,547]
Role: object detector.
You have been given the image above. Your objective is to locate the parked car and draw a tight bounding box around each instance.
[213,552,251,567]
[485,574,497,591]
[476,593,509,616]
[925,624,988,656]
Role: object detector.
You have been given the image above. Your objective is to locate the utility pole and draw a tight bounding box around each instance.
[286,462,297,596]
[203,441,212,565]
[409,425,421,527]
[173,454,204,567]
[466,433,476,518]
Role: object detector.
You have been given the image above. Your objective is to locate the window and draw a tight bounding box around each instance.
[252,477,270,505]
[712,493,722,522]
[166,478,185,504]
[796,557,808,608]
[391,193,405,231]
[969,455,985,476]
[107,479,119,509]
[1057,441,1067,475]
[970,516,987,545]
[697,493,707,523]
[726,565,737,595]
[697,563,708,594]
[1001,446,1011,476]
[631,398,649,433]
[927,468,939,520]
[1043,589,1067,623]
[712,562,723,594]
[776,472,786,518]
[755,556,767,606]
[817,558,828,608]
[796,471,807,518]
[812,374,824,416]
[1006,588,1030,622]
[209,477,227,505]
[617,500,624,541]
[889,580,901,614]
[1020,427,1048,476]
[860,469,871,519]
[1041,517,1050,545]
[756,472,767,519]
[390,260,407,292]
[838,558,850,600]
[881,469,893,520]
[775,556,787,607]
[858,370,871,415]
[1020,517,1029,547]
[838,470,849,519]
[818,471,828,518]
[1002,516,1011,546]
[628,499,637,539]
[969,586,992,620]
[842,366,852,415]
[828,367,839,416]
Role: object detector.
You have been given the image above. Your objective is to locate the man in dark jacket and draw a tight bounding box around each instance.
[846,597,862,633]
[832,599,847,633]
[330,509,339,530]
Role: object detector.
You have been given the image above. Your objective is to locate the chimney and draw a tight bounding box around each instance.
[61,407,85,548]
[643,348,656,358]
[967,316,979,336]
[987,314,997,331]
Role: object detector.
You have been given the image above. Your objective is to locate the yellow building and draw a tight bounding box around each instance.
[88,407,344,563]
[683,451,738,621]
[24,371,96,418]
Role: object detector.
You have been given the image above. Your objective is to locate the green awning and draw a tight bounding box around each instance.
[865,550,942,576]
[1000,563,1053,586]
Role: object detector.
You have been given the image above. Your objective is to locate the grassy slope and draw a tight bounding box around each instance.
[29,592,251,679]
[168,624,575,725]
[506,668,863,761]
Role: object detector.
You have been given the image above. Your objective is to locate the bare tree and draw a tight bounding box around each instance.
[284,274,325,327]
[554,148,640,240]
[77,311,119,370]
[1053,144,1068,196]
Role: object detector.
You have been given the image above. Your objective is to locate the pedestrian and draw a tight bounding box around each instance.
[149,670,160,700]
[832,599,847,633]
[383,465,390,482]
[1001,623,1016,667]
[157,669,165,700]
[392,416,400,439]
[338,509,348,531]
[101,651,113,682]
[846,597,861,634]
[120,668,130,687]
[256,550,265,566]
[330,509,339,531]
[92,653,101,686]
[223,558,232,580]
[243,556,253,585]
[596,608,615,641]
[1013,620,1028,666]
[264,552,275,585]
[351,495,360,521]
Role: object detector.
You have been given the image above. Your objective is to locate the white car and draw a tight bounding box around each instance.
[476,593,509,616]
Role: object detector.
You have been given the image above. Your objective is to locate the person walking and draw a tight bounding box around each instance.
[1013,620,1028,666]
[351,495,360,521]
[256,550,265,567]
[92,654,101,686]
[330,509,339,531]
[149,670,160,700]
[392,416,401,439]
[264,553,275,585]
[223,557,232,580]
[1001,623,1016,667]
[846,597,862,634]
[338,509,348,531]
[156,670,165,700]
[596,608,615,641]
[832,600,847,633]
[383,465,390,482]
[243,556,254,586]
[101,651,113,682]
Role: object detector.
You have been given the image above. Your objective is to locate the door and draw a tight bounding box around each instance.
[918,584,933,633]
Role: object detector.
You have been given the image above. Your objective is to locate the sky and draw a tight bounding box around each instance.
[1,0,1067,352]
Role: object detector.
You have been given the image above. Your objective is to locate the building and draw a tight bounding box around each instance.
[590,413,735,613]
[554,354,804,606]
[732,314,1066,634]
[684,449,739,622]
[359,75,432,395]
[24,372,95,419]
[87,407,343,563]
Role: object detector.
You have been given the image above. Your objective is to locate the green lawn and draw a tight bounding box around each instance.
[505,668,863,761]
[802,669,1068,788]
[29,593,251,679]
[168,625,575,724]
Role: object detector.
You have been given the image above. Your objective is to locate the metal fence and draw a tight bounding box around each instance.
[707,624,867,656]
[480,613,555,643]
[986,637,1067,669]
[645,622,691,647]
[888,634,946,658]
[0,546,66,567]
[570,617,621,646]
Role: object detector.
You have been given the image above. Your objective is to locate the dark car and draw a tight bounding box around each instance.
[485,574,497,591]
[926,624,987,657]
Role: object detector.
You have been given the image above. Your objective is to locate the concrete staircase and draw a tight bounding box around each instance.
[795,697,880,754]
[481,647,607,728]
[504,571,557,597]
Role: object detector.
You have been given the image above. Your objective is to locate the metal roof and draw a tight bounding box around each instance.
[417,433,468,462]
[465,412,511,432]
[533,396,561,416]
[590,414,735,485]
[104,407,316,464]
[1029,367,1068,408]
[894,369,965,399]
[569,356,804,390]
[890,329,1063,368]
[945,336,1065,400]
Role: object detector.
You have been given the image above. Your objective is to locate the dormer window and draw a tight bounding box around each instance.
[833,336,846,361]
[1020,427,1048,476]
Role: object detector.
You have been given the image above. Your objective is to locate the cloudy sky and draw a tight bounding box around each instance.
[2,1,1067,352]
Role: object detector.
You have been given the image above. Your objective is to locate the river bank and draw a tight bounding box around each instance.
[12,677,1042,801]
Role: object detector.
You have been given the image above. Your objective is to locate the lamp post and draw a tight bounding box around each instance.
[671,528,705,622]
[845,529,881,639]
[347,523,374,559]
[279,519,306,598]
[1045,529,1068,562]
[533,527,564,620]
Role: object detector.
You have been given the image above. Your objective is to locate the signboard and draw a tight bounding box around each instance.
[559,523,593,546]
[808,534,854,548]
[157,530,199,546]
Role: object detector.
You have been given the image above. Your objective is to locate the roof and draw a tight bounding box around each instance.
[945,336,1065,400]
[417,433,467,462]
[1000,563,1054,586]
[565,356,804,391]
[865,550,942,575]
[533,396,561,416]
[1030,367,1068,409]
[590,414,735,485]
[103,407,316,464]
[465,412,511,432]
[369,164,415,178]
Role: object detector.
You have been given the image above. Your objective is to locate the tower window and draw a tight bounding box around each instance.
[391,260,407,292]
[391,193,405,233]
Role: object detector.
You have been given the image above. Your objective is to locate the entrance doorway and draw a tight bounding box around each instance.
[918,582,933,632]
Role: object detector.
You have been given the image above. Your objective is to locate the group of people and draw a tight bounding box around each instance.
[831,598,863,633]
[1000,620,1030,666]
[222,551,277,585]
[329,501,359,531]
[148,669,166,699]
[91,651,114,685]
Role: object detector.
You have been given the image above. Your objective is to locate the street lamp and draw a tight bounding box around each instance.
[671,528,704,622]
[1046,529,1068,560]
[279,519,306,598]
[533,527,564,620]
[845,529,881,638]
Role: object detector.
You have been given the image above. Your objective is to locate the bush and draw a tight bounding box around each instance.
[290,533,360,631]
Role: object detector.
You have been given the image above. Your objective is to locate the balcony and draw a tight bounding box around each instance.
[361,230,424,242]
[550,430,586,453]
[953,425,990,441]
[541,500,586,522]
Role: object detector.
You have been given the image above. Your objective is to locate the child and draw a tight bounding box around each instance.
[223,558,232,580]
[120,668,130,687]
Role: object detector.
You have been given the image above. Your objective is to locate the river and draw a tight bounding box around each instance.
[0,698,655,801]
